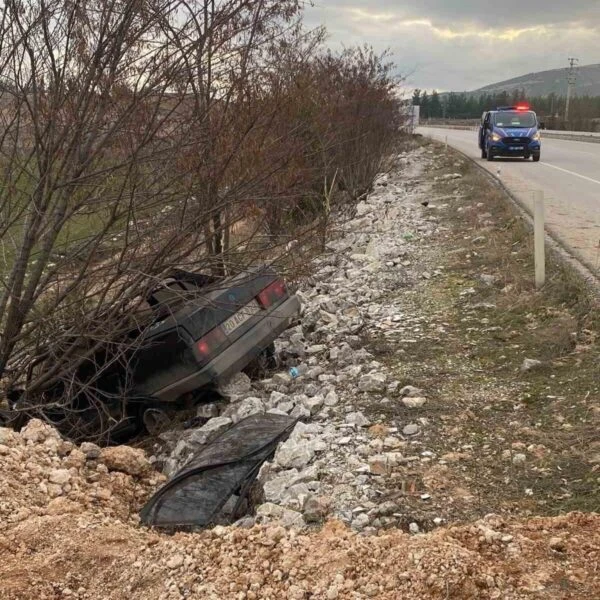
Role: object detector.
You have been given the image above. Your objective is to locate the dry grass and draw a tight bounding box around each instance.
[362,140,600,525]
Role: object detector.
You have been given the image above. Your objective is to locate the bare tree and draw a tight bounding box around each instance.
[0,0,404,440]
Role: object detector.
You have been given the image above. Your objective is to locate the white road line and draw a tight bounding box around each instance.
[540,162,600,186]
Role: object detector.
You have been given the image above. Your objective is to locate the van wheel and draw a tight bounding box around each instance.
[486,149,494,161]
[533,153,540,162]
[481,147,487,159]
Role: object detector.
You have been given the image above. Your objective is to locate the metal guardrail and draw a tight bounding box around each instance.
[541,129,600,142]
[419,124,600,143]
[543,129,600,137]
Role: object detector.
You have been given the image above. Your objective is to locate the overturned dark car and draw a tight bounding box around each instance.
[4,265,300,442]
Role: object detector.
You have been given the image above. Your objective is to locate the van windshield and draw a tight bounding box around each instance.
[494,111,536,128]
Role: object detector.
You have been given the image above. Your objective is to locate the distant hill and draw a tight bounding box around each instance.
[448,63,600,98]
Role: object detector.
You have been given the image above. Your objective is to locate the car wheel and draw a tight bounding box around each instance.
[486,148,494,161]
[142,407,172,435]
[533,153,540,162]
[243,343,277,379]
[481,147,487,159]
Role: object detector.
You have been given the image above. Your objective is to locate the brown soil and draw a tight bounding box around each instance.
[1,511,599,599]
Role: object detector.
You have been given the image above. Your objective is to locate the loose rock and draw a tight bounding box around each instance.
[402,423,420,436]
[402,397,427,408]
[521,358,543,372]
[99,446,151,476]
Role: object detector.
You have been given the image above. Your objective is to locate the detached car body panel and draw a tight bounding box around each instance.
[479,105,541,161]
[140,413,298,530]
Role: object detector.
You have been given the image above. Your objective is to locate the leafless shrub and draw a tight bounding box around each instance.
[0,0,405,439]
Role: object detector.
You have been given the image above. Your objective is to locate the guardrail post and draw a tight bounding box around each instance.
[445,135,448,151]
[533,190,545,288]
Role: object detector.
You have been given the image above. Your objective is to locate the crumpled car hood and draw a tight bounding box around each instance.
[140,413,297,530]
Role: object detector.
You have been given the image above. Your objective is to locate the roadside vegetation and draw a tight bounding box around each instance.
[0,0,404,417]
[363,139,599,524]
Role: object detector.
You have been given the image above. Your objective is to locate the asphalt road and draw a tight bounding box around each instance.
[418,127,600,275]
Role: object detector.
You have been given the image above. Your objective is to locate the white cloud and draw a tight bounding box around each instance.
[304,2,600,91]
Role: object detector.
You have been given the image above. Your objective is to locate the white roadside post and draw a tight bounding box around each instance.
[533,190,545,288]
[445,135,448,151]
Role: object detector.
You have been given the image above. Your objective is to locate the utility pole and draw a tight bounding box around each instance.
[565,57,579,125]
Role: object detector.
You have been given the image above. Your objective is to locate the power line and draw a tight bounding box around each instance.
[565,57,579,123]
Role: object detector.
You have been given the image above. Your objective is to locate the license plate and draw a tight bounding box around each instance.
[222,300,260,335]
[510,146,524,150]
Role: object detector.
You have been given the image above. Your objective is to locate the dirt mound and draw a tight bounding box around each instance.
[1,511,598,599]
[1,421,599,599]
[0,420,162,531]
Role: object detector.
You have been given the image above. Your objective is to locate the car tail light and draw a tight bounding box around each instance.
[257,280,287,308]
[196,326,227,360]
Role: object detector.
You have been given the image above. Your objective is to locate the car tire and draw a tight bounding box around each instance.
[486,148,494,161]
[481,147,487,159]
[533,153,540,162]
[142,407,172,435]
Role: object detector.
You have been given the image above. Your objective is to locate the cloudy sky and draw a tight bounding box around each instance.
[304,1,600,92]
